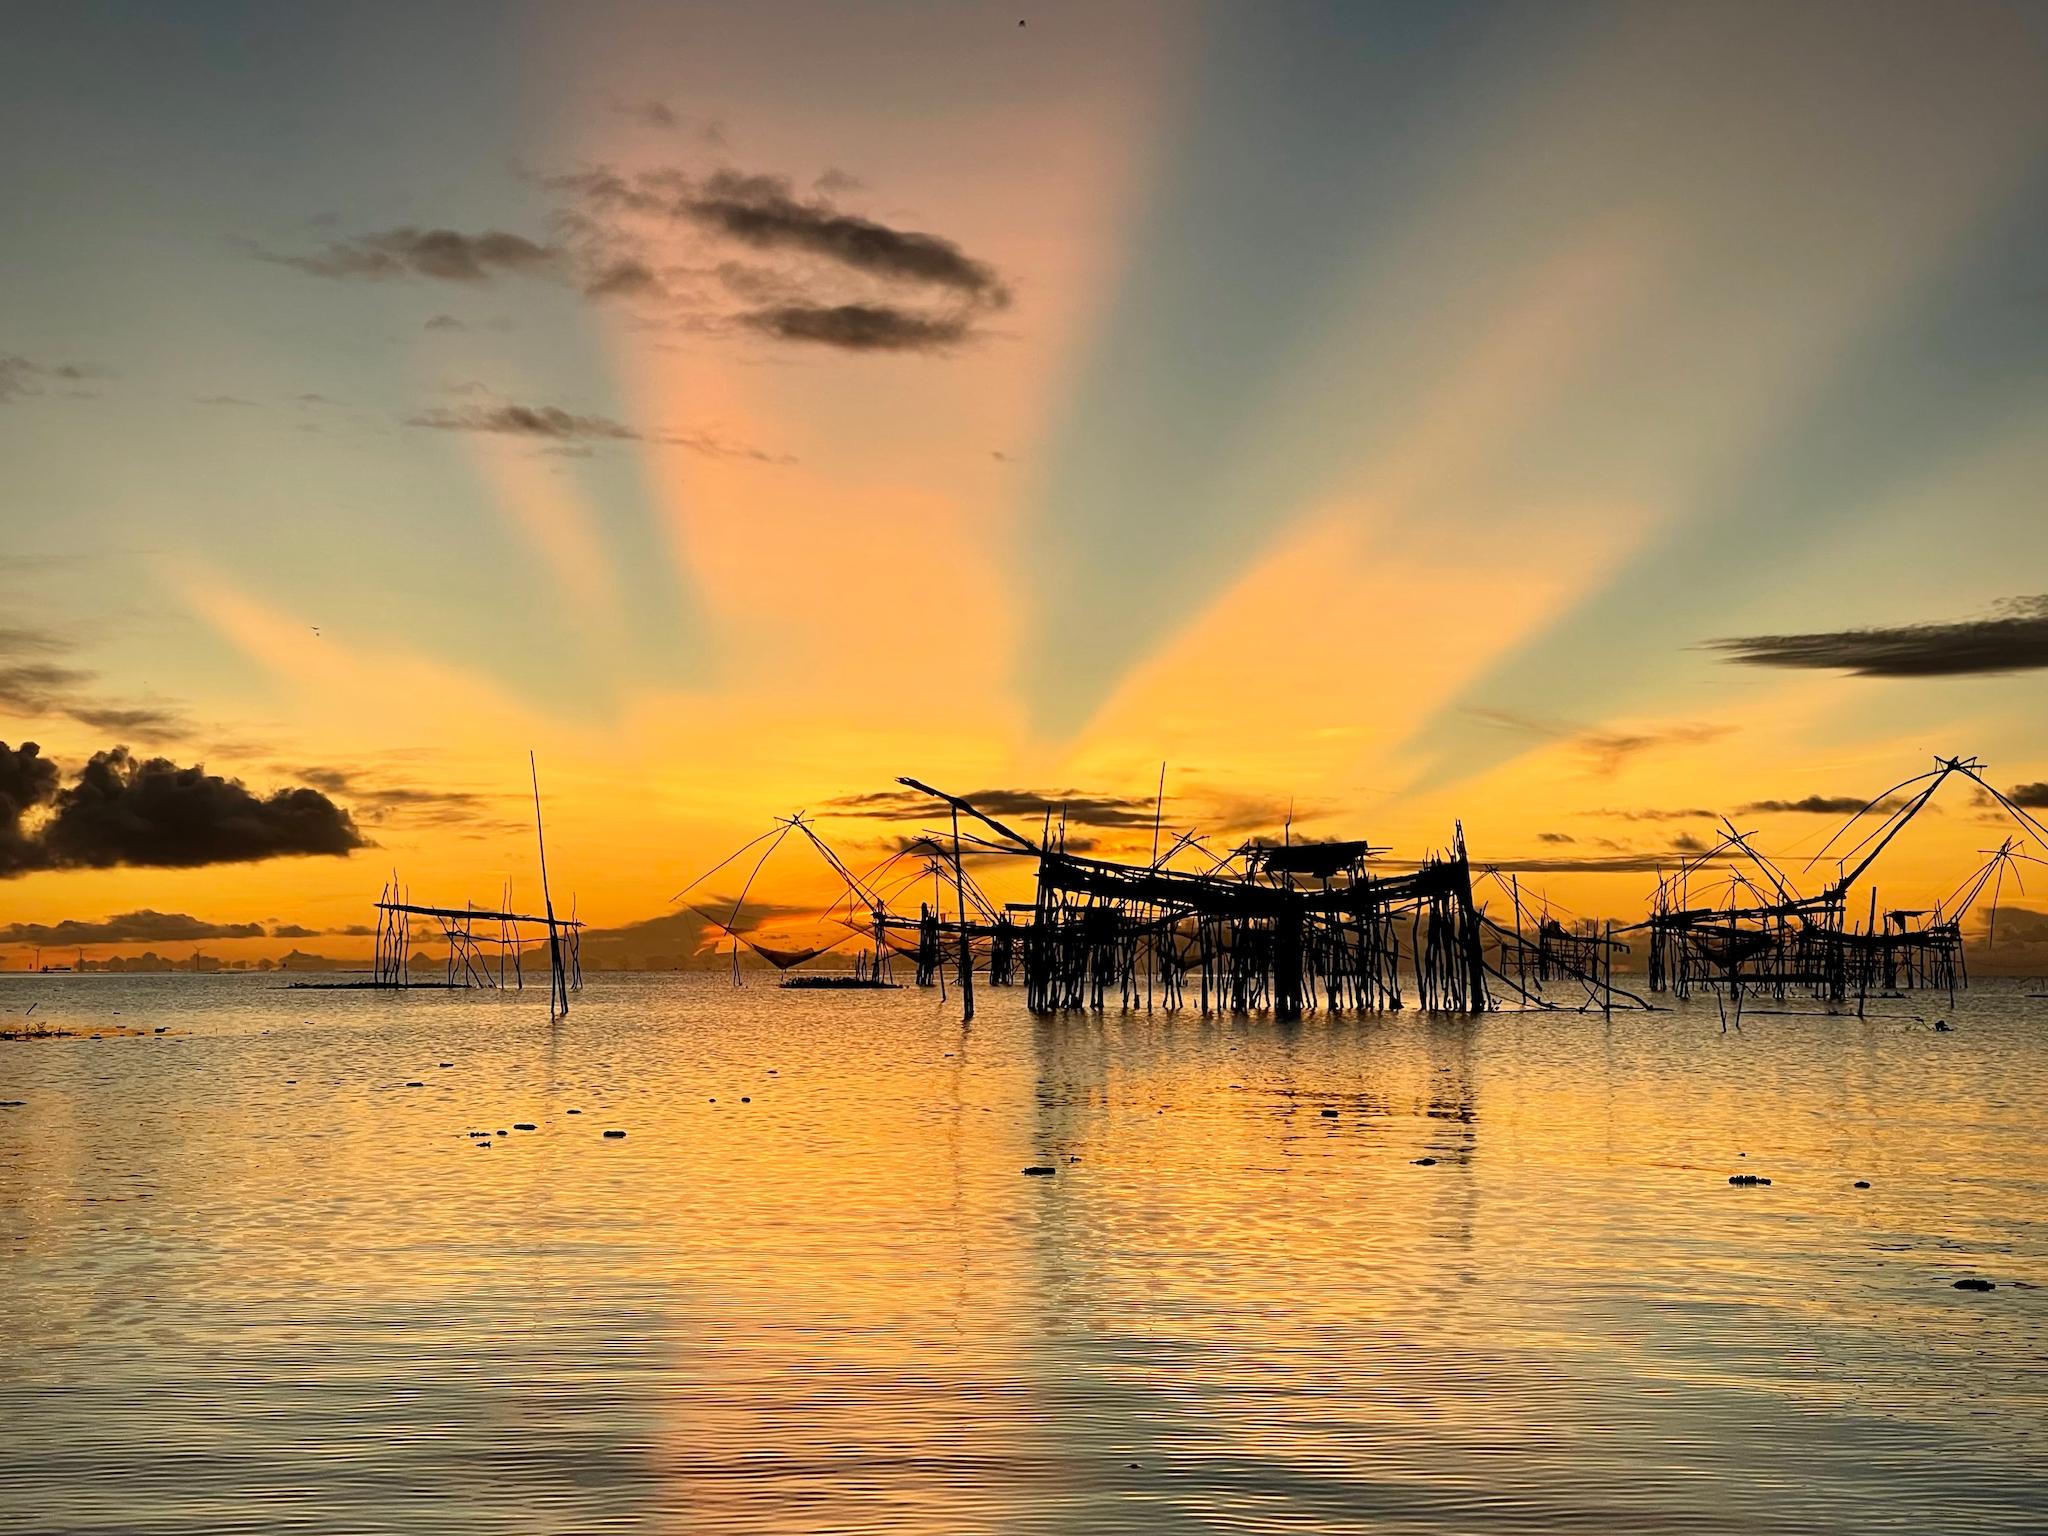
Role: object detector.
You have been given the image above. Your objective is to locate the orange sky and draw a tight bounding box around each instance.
[3,2,2045,967]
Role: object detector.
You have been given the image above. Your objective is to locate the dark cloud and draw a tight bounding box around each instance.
[409,402,636,443]
[0,910,265,945]
[0,626,188,741]
[826,785,1161,830]
[268,923,319,939]
[549,163,1006,353]
[423,314,466,332]
[0,354,103,403]
[291,765,515,832]
[0,741,365,877]
[1536,831,1575,844]
[269,227,558,283]
[0,741,61,873]
[1738,794,1918,815]
[685,170,1007,304]
[740,303,972,352]
[584,258,664,299]
[1609,807,1719,821]
[405,398,788,462]
[1708,595,2048,677]
[2005,782,2048,809]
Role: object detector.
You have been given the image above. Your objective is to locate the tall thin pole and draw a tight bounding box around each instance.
[952,803,974,1024]
[531,751,566,1019]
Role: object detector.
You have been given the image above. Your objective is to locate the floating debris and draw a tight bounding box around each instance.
[1022,1165,1056,1176]
[1320,1108,1339,1118]
[603,1129,626,1139]
[513,1123,536,1131]
[1413,1157,1438,1166]
[1954,1278,1996,1292]
[1854,1180,1871,1188]
[1729,1174,1772,1186]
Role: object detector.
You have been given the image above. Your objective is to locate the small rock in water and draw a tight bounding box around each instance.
[1022,1165,1056,1176]
[1320,1109,1339,1118]
[495,1130,506,1136]
[1413,1157,1437,1166]
[1729,1174,1772,1186]
[1954,1277,1995,1291]
[1854,1180,1871,1189]
[0,1100,25,1108]
[405,1081,423,1088]
[475,1142,491,1150]
[566,1109,581,1115]
[513,1123,536,1131]
[603,1129,627,1139]
[438,1062,453,1068]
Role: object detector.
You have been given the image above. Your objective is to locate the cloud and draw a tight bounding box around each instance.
[2005,782,2048,809]
[1467,709,1734,775]
[0,354,103,403]
[291,765,518,832]
[1608,807,1719,821]
[268,923,319,939]
[1536,831,1575,843]
[549,163,1007,352]
[0,741,365,877]
[583,258,664,299]
[423,314,466,332]
[405,397,789,462]
[825,785,1161,830]
[613,97,677,129]
[0,910,266,945]
[268,227,558,283]
[739,303,972,352]
[0,625,189,740]
[409,402,636,443]
[684,170,1007,304]
[1738,794,1918,815]
[1708,595,2048,677]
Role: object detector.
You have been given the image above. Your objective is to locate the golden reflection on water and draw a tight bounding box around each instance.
[1,973,2045,1533]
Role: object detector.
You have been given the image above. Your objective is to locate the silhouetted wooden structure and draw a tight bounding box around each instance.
[895,780,1492,1019]
[1632,756,2044,1008]
[370,882,583,1008]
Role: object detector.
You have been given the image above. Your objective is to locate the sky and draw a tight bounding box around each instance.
[3,0,2047,969]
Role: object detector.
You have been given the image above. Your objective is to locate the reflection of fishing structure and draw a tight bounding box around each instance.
[1632,756,2046,1008]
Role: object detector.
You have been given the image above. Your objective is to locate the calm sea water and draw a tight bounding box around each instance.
[1,971,2043,1534]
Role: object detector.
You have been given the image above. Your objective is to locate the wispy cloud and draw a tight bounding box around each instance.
[405,397,790,462]
[266,226,558,283]
[1467,709,1734,774]
[1708,595,2048,677]
[0,353,106,403]
[0,625,189,740]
